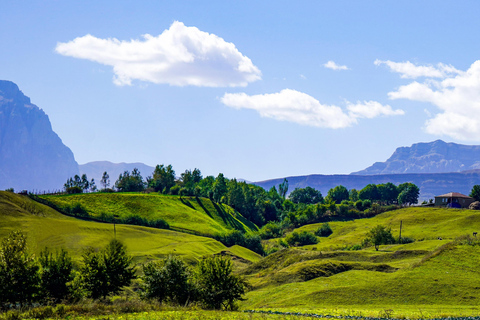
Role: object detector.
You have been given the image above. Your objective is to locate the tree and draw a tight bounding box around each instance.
[278,178,289,200]
[470,185,480,201]
[326,185,349,204]
[397,183,420,206]
[349,189,359,202]
[364,225,395,251]
[358,184,380,202]
[39,247,74,301]
[213,173,228,202]
[196,256,246,310]
[100,171,110,190]
[115,169,145,192]
[377,183,399,204]
[142,255,194,305]
[0,230,40,307]
[289,186,324,204]
[80,239,135,299]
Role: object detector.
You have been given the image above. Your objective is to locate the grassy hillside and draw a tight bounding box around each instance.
[0,191,261,265]
[240,207,480,316]
[40,193,258,237]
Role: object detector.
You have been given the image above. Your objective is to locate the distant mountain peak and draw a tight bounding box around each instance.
[352,140,480,175]
[0,80,79,191]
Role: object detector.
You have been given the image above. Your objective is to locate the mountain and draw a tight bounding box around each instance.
[255,171,480,201]
[0,80,78,191]
[79,161,155,186]
[352,140,480,175]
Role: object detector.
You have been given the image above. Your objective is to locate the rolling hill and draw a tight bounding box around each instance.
[0,191,261,265]
[39,192,258,237]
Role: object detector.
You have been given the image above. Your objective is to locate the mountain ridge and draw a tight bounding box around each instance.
[352,140,480,175]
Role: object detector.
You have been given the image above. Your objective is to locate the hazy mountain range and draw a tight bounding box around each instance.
[2,79,480,198]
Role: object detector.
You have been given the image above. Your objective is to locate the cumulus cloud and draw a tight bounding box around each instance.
[55,21,261,87]
[374,59,462,79]
[220,89,403,129]
[323,61,349,71]
[387,60,480,140]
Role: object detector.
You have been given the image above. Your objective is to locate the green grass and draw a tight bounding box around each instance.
[240,207,480,314]
[40,193,258,237]
[0,191,260,265]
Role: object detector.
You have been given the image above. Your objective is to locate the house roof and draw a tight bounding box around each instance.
[435,192,473,199]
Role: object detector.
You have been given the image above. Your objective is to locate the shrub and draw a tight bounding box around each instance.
[258,221,285,240]
[363,225,395,251]
[66,186,83,194]
[169,185,180,195]
[79,240,136,299]
[0,230,41,307]
[354,200,363,211]
[362,199,372,209]
[195,256,246,310]
[285,231,318,247]
[397,236,415,244]
[214,231,264,255]
[315,222,333,237]
[39,248,74,302]
[142,255,195,305]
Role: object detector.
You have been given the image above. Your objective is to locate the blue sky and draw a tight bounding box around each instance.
[2,1,480,181]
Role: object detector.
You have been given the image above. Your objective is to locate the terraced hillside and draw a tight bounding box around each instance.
[0,191,261,265]
[241,207,480,316]
[40,193,258,236]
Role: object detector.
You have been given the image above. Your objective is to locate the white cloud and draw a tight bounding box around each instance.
[387,60,480,140]
[323,61,349,71]
[374,59,462,79]
[220,89,403,129]
[347,100,405,118]
[55,21,261,87]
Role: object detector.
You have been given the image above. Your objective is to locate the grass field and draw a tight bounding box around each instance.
[40,193,258,236]
[240,207,480,315]
[0,191,261,265]
[2,190,480,318]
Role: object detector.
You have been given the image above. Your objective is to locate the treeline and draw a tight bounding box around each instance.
[0,230,245,312]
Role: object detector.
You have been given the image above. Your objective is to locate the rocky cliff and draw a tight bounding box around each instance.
[0,80,79,191]
[352,140,480,175]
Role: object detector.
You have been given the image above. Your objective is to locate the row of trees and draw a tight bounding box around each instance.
[0,231,245,311]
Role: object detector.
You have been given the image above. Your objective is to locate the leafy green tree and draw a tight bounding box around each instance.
[196,256,246,310]
[397,183,420,206]
[278,178,289,200]
[180,168,202,195]
[289,186,324,204]
[358,184,380,202]
[101,171,110,190]
[326,185,349,204]
[0,230,40,307]
[227,179,245,212]
[315,222,333,237]
[39,247,74,301]
[115,168,145,192]
[349,189,359,202]
[80,239,136,299]
[364,225,395,251]
[470,185,480,201]
[150,164,176,193]
[213,173,228,202]
[377,183,399,204]
[142,255,194,305]
[285,231,318,246]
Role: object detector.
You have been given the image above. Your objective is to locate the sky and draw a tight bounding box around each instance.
[2,1,480,182]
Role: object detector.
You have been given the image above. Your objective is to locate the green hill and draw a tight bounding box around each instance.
[39,192,258,237]
[240,207,480,317]
[0,191,261,265]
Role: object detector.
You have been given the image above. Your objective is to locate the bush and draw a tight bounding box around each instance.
[0,230,41,307]
[363,225,395,251]
[214,231,264,255]
[196,256,246,310]
[315,222,333,237]
[397,236,415,244]
[66,186,83,194]
[285,231,318,247]
[259,221,285,239]
[169,185,180,195]
[39,248,74,302]
[142,255,195,305]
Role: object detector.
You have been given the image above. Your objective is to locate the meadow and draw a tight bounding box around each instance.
[1,191,480,318]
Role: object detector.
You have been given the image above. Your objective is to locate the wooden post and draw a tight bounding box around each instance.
[399,220,403,243]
